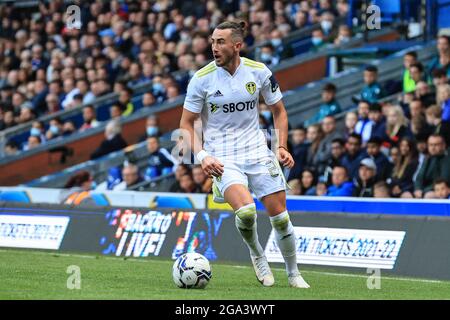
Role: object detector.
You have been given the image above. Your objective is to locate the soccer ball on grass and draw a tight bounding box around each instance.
[172,252,212,289]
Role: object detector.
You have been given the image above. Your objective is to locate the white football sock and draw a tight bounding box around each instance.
[235,203,264,258]
[270,210,299,277]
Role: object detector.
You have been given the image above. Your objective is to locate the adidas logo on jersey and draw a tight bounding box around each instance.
[213,90,223,97]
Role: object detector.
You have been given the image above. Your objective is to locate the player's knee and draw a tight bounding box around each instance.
[235,203,257,227]
[270,211,290,231]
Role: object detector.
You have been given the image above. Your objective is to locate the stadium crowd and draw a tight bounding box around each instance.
[284,35,450,200]
[0,0,352,152]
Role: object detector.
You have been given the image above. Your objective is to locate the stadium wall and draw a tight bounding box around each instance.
[1,200,449,281]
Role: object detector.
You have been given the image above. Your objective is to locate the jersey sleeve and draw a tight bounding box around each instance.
[260,66,283,106]
[183,75,205,113]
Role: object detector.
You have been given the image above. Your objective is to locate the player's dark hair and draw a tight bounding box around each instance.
[215,21,247,41]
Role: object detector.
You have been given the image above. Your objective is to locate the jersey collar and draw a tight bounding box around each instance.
[217,56,243,78]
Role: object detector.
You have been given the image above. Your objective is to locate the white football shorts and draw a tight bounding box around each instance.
[212,154,288,200]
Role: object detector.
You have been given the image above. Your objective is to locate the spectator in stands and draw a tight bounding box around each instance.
[333,25,352,46]
[389,137,419,198]
[414,134,450,198]
[110,102,125,119]
[63,121,76,137]
[425,104,450,147]
[431,68,449,88]
[433,178,450,199]
[169,164,190,193]
[0,109,16,130]
[29,120,46,143]
[354,100,372,145]
[354,65,384,104]
[415,81,436,107]
[368,102,386,139]
[139,115,161,142]
[383,105,412,148]
[44,93,61,113]
[259,44,279,67]
[114,164,144,191]
[352,158,378,197]
[287,126,309,181]
[45,117,64,140]
[79,105,100,132]
[145,136,176,180]
[364,137,392,181]
[95,167,123,191]
[344,111,358,138]
[90,120,127,160]
[142,92,157,108]
[319,10,337,40]
[311,29,327,52]
[312,116,344,175]
[119,87,135,116]
[315,181,328,196]
[373,181,390,198]
[300,168,318,196]
[322,138,346,185]
[402,51,418,93]
[304,83,341,126]
[4,140,19,156]
[436,83,450,122]
[179,172,201,193]
[341,133,365,180]
[24,135,41,151]
[409,62,427,92]
[59,171,96,204]
[427,35,450,79]
[192,165,212,194]
[306,124,324,167]
[326,165,354,197]
[408,100,433,141]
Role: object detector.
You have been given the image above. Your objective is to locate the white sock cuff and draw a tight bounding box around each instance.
[269,210,289,223]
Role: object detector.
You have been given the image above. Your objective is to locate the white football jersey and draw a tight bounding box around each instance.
[183,57,283,163]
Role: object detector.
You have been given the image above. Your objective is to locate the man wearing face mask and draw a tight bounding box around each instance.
[319,11,336,38]
[90,119,128,160]
[29,120,47,144]
[139,115,161,142]
[269,29,293,60]
[259,44,279,67]
[311,29,327,52]
[45,118,64,140]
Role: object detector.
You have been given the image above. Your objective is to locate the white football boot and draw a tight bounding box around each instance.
[288,273,310,288]
[251,255,275,287]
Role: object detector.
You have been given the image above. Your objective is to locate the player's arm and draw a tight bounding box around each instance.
[180,75,224,177]
[269,100,294,169]
[179,109,224,177]
[260,69,294,169]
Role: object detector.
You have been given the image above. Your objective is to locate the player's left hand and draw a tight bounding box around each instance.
[277,147,294,169]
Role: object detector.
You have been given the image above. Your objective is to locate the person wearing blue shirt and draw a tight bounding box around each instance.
[427,35,450,80]
[326,165,354,197]
[304,83,342,127]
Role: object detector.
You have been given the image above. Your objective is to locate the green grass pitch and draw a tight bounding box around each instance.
[0,249,449,300]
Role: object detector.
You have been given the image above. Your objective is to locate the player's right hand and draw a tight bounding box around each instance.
[201,156,224,177]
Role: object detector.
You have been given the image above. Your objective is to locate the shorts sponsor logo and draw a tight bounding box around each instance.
[265,227,406,269]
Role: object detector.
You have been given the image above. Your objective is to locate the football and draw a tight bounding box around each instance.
[172,252,212,289]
